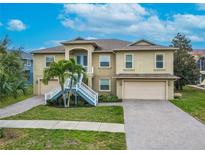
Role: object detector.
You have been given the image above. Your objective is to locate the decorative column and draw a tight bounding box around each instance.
[65,47,70,60]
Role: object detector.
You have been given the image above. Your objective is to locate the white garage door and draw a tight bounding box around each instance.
[124,81,166,100]
[39,80,59,95]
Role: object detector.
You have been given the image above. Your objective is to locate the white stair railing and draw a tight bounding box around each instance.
[77,82,98,106]
[44,74,98,106]
[44,78,71,104]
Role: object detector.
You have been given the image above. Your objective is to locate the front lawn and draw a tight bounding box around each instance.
[0,128,126,150]
[3,105,124,123]
[171,86,205,124]
[0,85,33,108]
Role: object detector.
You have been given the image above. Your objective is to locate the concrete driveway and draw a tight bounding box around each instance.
[123,100,205,150]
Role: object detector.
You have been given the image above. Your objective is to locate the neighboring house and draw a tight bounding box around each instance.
[32,37,178,100]
[20,51,33,84]
[191,49,205,83]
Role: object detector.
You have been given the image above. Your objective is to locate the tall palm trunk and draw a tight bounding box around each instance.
[67,78,73,107]
[60,84,66,108]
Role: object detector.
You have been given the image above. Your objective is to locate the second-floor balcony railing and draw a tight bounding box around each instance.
[82,66,94,75]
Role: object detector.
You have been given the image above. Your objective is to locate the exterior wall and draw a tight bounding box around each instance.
[116,79,174,100]
[64,44,95,74]
[92,52,116,95]
[22,58,33,84]
[33,53,65,95]
[168,80,174,100]
[115,51,174,74]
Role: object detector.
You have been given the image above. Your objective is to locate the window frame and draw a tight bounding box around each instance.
[99,55,111,68]
[155,53,165,69]
[124,53,134,69]
[99,79,111,92]
[45,55,55,68]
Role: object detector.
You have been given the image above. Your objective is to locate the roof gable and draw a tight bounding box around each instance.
[129,39,156,46]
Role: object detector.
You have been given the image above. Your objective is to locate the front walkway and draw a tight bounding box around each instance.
[0,120,125,133]
[0,96,44,118]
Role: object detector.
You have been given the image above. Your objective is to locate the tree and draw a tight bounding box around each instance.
[0,36,26,99]
[170,33,200,90]
[66,58,85,107]
[43,58,85,108]
[43,60,71,107]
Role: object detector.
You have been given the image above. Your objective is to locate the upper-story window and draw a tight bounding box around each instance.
[45,56,55,67]
[99,55,110,68]
[155,53,164,69]
[125,54,133,69]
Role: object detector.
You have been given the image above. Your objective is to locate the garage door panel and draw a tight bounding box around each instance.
[124,81,166,100]
[40,80,59,95]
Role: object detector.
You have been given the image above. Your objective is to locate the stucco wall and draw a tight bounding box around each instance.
[115,51,174,74]
[168,80,174,100]
[92,52,116,95]
[33,53,65,95]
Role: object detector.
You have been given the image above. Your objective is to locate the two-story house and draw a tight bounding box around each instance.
[32,38,178,100]
[20,51,33,84]
[191,49,205,83]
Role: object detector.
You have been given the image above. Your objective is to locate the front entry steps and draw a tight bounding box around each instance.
[45,75,98,106]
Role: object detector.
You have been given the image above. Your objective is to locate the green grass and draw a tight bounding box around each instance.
[0,128,126,150]
[171,86,205,124]
[3,105,124,123]
[0,86,33,108]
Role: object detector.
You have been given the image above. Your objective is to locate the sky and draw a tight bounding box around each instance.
[0,3,205,52]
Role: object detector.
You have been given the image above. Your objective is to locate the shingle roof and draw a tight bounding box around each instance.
[192,49,205,56]
[21,51,33,59]
[31,46,65,54]
[32,38,177,54]
[114,73,179,79]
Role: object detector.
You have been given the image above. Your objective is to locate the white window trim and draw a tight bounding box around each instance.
[124,53,134,69]
[45,55,55,68]
[99,79,111,92]
[99,55,111,68]
[155,53,165,69]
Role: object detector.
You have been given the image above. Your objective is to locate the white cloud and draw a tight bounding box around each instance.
[196,3,205,10]
[59,4,205,43]
[188,35,204,42]
[85,36,97,40]
[7,19,26,31]
[46,40,66,46]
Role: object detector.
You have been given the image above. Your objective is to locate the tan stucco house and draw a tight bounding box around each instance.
[32,37,178,100]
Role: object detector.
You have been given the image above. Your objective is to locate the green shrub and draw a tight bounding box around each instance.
[98,95,121,102]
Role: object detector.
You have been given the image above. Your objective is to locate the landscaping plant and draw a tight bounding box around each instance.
[0,36,27,101]
[43,58,85,108]
[170,33,200,90]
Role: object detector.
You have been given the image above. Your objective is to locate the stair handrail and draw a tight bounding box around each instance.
[45,78,71,104]
[78,82,98,105]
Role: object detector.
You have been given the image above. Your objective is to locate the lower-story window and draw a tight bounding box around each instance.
[99,79,110,91]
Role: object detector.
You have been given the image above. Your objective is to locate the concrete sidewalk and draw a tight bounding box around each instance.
[0,96,44,118]
[97,102,122,106]
[0,120,125,133]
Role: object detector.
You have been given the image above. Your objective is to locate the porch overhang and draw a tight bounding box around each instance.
[113,73,179,80]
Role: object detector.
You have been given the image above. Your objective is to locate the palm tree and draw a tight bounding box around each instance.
[66,58,85,107]
[43,60,71,107]
[43,58,85,108]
